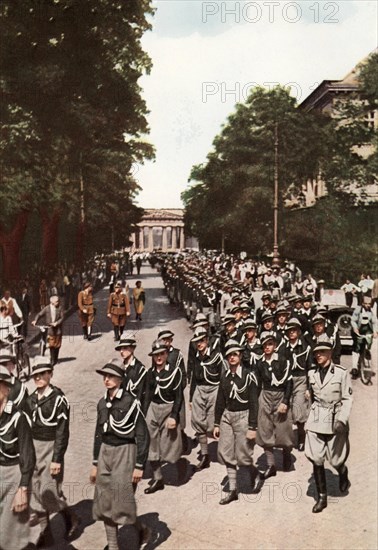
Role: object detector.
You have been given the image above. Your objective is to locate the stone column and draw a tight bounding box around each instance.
[148,226,154,251]
[179,226,185,249]
[172,226,177,250]
[162,226,167,251]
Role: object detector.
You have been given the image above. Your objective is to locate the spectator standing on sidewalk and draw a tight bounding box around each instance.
[136,256,142,275]
[39,279,49,310]
[341,279,359,308]
[18,285,31,338]
[133,280,145,321]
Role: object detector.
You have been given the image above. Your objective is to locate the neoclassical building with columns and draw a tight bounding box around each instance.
[130,208,197,252]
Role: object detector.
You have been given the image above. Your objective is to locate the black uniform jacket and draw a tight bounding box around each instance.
[187,332,220,384]
[284,338,313,378]
[214,366,259,430]
[255,353,293,405]
[25,384,69,464]
[190,347,226,402]
[145,362,183,424]
[93,388,149,470]
[9,377,29,411]
[0,401,36,486]
[122,356,147,412]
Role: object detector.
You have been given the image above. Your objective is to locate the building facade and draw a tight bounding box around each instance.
[130,208,197,252]
[285,50,378,209]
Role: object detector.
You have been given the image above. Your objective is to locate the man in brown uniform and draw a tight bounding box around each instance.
[78,282,95,341]
[107,282,130,341]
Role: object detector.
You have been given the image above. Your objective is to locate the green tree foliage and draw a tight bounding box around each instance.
[183,87,329,254]
[0,0,154,280]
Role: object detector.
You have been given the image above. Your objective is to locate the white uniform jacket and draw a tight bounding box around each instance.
[306,363,353,435]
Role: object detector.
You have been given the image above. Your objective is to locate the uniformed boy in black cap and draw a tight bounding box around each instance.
[157,329,189,453]
[213,340,263,505]
[0,366,35,550]
[90,358,150,549]
[25,356,78,547]
[115,335,147,411]
[144,340,183,494]
[189,326,226,470]
[255,332,294,478]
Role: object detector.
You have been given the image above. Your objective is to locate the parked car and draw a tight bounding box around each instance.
[321,289,354,350]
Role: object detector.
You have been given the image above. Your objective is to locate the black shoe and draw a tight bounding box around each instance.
[251,472,264,494]
[196,454,210,471]
[62,509,81,539]
[298,443,305,452]
[219,489,238,505]
[181,431,190,454]
[351,368,358,380]
[144,479,164,494]
[139,524,152,550]
[312,493,327,513]
[36,525,54,548]
[338,466,350,493]
[263,465,277,479]
[282,451,292,471]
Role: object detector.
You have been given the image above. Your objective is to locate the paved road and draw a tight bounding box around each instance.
[26,266,377,550]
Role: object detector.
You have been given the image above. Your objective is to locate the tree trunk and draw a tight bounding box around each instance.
[40,209,61,267]
[75,220,85,265]
[0,210,29,284]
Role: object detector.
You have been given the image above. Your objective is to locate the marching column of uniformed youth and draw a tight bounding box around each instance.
[0,366,36,550]
[144,340,183,494]
[189,326,226,470]
[255,331,294,477]
[90,359,150,550]
[115,335,148,412]
[213,340,263,505]
[305,340,353,513]
[24,356,79,547]
[284,318,312,451]
[107,281,130,342]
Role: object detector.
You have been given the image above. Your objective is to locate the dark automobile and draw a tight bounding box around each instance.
[325,305,353,350]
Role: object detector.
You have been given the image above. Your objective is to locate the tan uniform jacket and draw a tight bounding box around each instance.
[78,291,94,314]
[107,292,130,316]
[306,363,353,435]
